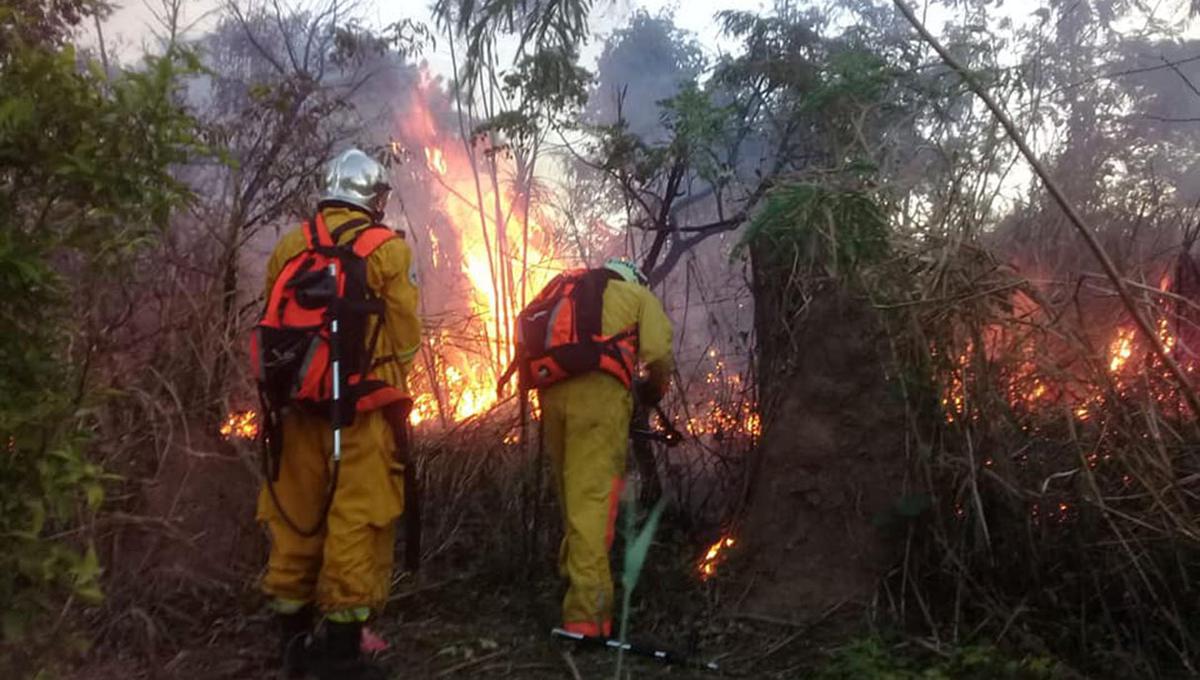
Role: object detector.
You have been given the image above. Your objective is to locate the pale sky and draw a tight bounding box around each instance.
[94,0,766,70]
[94,0,1199,69]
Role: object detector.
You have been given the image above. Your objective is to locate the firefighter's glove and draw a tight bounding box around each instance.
[635,379,664,407]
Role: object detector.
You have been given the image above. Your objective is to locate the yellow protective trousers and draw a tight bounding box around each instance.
[257,408,404,616]
[540,372,632,637]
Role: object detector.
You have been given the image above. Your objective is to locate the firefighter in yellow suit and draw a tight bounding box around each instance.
[540,258,674,638]
[258,149,421,680]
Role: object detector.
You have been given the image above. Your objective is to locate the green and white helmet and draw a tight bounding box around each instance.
[319,148,391,219]
[603,257,648,285]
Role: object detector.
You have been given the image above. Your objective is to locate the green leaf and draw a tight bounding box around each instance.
[85,482,104,510]
[72,546,102,587]
[75,583,105,605]
[621,497,667,597]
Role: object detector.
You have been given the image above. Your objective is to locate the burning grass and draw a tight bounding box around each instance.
[880,242,1200,676]
[736,178,1200,676]
[219,409,259,440]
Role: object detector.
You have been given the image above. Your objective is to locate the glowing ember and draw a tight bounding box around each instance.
[939,344,971,423]
[683,355,761,439]
[220,410,259,441]
[1108,328,1135,373]
[686,401,761,439]
[698,535,736,581]
[1157,317,1176,352]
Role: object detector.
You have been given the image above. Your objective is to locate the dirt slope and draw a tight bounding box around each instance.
[740,286,908,621]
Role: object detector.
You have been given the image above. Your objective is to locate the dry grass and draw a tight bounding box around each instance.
[868,232,1200,677]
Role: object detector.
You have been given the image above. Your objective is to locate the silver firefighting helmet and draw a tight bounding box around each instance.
[319,148,391,219]
[603,257,648,286]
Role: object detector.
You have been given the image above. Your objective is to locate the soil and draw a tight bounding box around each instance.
[739,287,908,621]
[67,564,845,679]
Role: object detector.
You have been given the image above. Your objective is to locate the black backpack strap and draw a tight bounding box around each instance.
[361,310,387,377]
[574,268,621,341]
[330,217,372,245]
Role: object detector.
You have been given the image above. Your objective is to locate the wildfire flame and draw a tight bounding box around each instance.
[684,354,762,438]
[220,410,259,441]
[698,535,736,581]
[1108,328,1135,373]
[939,272,1192,424]
[394,76,565,426]
[424,147,448,175]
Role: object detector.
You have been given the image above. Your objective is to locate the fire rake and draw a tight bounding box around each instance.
[550,627,720,671]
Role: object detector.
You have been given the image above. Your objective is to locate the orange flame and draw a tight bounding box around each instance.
[682,353,761,438]
[938,277,1193,424]
[220,410,259,440]
[395,76,567,426]
[394,75,759,436]
[424,147,447,175]
[1108,328,1135,373]
[698,535,736,581]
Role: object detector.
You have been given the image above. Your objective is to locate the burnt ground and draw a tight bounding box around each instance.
[68,538,849,680]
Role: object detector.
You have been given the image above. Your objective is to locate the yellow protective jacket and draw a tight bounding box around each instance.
[264,206,422,393]
[600,278,674,392]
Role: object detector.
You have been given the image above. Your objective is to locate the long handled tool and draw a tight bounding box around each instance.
[551,627,719,671]
[328,262,345,466]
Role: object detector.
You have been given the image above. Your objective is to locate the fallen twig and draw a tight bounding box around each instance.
[434,650,506,678]
[560,649,584,680]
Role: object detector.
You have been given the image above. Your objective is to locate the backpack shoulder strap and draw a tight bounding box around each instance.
[569,268,619,342]
[330,217,372,244]
[304,213,336,249]
[351,225,399,259]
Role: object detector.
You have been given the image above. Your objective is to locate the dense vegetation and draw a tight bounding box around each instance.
[3,0,1200,677]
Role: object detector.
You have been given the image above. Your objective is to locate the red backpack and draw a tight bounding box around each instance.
[250,214,405,443]
[506,268,638,391]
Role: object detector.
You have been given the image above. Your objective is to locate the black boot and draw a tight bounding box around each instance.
[319,621,388,680]
[278,606,315,678]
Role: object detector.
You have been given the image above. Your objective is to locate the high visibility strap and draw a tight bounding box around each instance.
[351,226,397,258]
[304,213,335,248]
